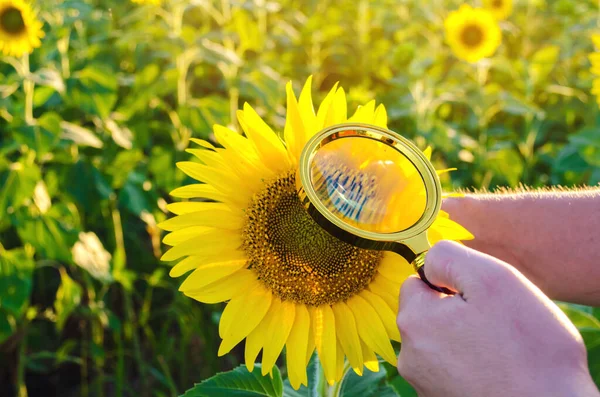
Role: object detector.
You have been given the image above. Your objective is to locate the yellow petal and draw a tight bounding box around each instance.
[360,290,401,342]
[213,125,260,164]
[592,34,600,49]
[284,81,307,163]
[218,284,272,356]
[190,138,216,150]
[178,260,248,293]
[163,226,210,246]
[169,250,247,277]
[334,340,345,384]
[361,341,379,373]
[169,184,229,203]
[442,192,465,198]
[429,216,475,242]
[436,168,457,175]
[238,104,291,174]
[244,297,280,372]
[315,83,339,131]
[347,295,396,364]
[438,210,450,218]
[332,303,363,375]
[176,162,242,195]
[160,230,241,261]
[216,147,271,196]
[375,272,402,298]
[158,207,243,231]
[311,305,337,384]
[373,104,388,128]
[377,252,414,284]
[348,100,376,124]
[323,88,347,128]
[185,269,257,303]
[298,76,317,138]
[306,312,316,365]
[166,201,228,215]
[186,148,228,169]
[212,125,272,187]
[261,299,295,375]
[423,146,432,160]
[286,304,311,389]
[368,278,399,314]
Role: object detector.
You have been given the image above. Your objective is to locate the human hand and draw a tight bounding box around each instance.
[396,240,600,397]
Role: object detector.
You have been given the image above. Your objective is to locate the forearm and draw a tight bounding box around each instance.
[442,188,600,305]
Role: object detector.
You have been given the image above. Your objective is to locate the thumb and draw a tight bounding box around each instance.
[424,240,509,298]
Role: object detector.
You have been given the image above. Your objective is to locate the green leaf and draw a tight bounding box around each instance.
[339,366,399,397]
[0,248,35,314]
[559,303,600,349]
[376,362,416,397]
[106,150,144,189]
[552,144,590,173]
[69,64,118,119]
[0,314,15,345]
[181,365,283,397]
[67,161,113,212]
[568,128,600,167]
[0,247,35,344]
[54,267,82,331]
[118,173,151,216]
[0,160,41,217]
[12,113,62,156]
[528,45,560,86]
[486,148,524,186]
[14,211,78,263]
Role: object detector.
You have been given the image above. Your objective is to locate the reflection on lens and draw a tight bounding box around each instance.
[310,135,427,234]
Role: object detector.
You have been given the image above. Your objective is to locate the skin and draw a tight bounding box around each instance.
[442,189,600,306]
[396,190,600,395]
[397,241,600,397]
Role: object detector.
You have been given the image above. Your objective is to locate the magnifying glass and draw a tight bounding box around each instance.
[296,123,453,295]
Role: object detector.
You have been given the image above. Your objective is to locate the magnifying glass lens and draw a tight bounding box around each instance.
[310,136,427,234]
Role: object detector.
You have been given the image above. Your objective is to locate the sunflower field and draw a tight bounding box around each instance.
[1,0,600,396]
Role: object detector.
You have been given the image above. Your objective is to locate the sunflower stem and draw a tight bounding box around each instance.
[22,53,34,124]
[16,320,30,397]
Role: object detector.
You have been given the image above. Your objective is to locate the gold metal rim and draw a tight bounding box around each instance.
[296,122,442,245]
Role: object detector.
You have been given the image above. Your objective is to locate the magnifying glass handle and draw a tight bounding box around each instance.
[413,253,455,295]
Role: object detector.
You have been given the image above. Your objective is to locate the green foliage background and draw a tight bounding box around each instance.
[1,0,600,395]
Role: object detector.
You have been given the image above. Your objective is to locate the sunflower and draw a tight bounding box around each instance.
[589,34,600,107]
[0,0,44,57]
[483,0,513,20]
[159,77,474,389]
[445,5,501,63]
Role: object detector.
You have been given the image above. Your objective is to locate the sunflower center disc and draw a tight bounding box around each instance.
[461,24,483,48]
[492,0,503,7]
[243,172,382,306]
[0,7,26,35]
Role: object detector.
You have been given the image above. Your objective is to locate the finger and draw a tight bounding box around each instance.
[398,275,439,312]
[424,240,508,298]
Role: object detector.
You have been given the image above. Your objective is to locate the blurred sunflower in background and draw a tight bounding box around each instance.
[483,0,513,20]
[445,4,501,63]
[0,0,44,57]
[589,34,600,107]
[159,77,474,389]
